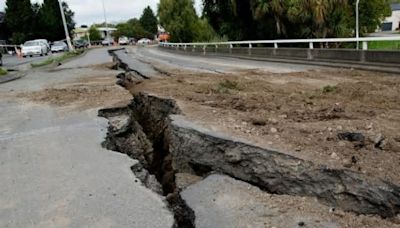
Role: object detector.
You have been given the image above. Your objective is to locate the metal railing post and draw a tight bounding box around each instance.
[248,43,252,55]
[308,42,314,60]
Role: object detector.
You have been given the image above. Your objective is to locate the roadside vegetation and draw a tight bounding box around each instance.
[31,50,84,68]
[0,68,7,76]
[368,40,400,50]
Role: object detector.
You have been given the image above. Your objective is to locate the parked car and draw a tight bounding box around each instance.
[118,36,129,45]
[51,41,68,52]
[34,39,50,53]
[102,38,114,46]
[137,38,151,45]
[73,40,89,49]
[21,40,49,57]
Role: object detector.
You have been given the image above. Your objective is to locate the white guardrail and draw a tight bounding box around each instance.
[160,36,400,50]
[0,44,19,54]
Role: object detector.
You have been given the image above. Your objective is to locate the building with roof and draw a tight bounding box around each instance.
[73,27,117,41]
[381,4,400,31]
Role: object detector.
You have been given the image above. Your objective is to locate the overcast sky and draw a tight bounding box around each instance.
[0,0,203,26]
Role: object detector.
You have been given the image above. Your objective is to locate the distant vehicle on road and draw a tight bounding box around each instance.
[21,40,49,57]
[137,38,151,45]
[118,36,129,45]
[51,41,68,52]
[102,38,114,46]
[129,38,137,45]
[34,39,51,53]
[73,40,89,49]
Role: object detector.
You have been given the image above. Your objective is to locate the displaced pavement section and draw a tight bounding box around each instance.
[182,174,399,228]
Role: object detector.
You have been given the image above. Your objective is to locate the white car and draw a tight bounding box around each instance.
[137,38,151,45]
[34,39,50,53]
[102,38,114,46]
[21,40,49,57]
[118,36,129,45]
[51,41,68,52]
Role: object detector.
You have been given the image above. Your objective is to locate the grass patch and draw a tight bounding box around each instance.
[31,50,84,68]
[0,68,7,76]
[323,85,338,93]
[368,40,400,50]
[215,79,241,93]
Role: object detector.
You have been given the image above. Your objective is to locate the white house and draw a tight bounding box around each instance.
[381,4,400,31]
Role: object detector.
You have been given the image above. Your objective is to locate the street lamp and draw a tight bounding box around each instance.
[101,0,110,45]
[356,0,360,49]
[58,0,74,51]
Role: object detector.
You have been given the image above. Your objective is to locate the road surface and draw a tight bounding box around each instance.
[0,48,174,228]
[0,46,354,228]
[133,46,321,73]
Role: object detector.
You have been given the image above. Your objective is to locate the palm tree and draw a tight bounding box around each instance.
[251,0,287,35]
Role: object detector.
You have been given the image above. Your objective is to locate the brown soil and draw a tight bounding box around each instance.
[128,68,400,185]
[17,70,131,111]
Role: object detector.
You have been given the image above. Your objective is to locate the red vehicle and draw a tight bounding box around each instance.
[158,32,170,42]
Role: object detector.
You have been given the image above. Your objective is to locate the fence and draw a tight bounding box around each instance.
[159,36,400,66]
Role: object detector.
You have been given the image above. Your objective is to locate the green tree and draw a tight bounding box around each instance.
[204,0,392,40]
[88,25,102,41]
[140,6,158,35]
[354,0,392,34]
[38,0,75,41]
[158,0,216,42]
[4,0,34,44]
[114,19,151,39]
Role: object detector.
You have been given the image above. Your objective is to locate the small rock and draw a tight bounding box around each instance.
[374,133,386,150]
[351,156,358,164]
[366,123,373,130]
[251,119,267,126]
[343,160,352,168]
[279,114,288,119]
[298,221,305,227]
[338,132,365,142]
[336,126,343,131]
[268,118,278,124]
[267,141,273,145]
[270,128,278,133]
[295,147,302,152]
[327,127,333,132]
[329,207,336,213]
[274,135,280,139]
[331,152,339,159]
[338,141,346,147]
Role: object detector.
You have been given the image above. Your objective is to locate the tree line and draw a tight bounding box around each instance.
[158,0,397,43]
[4,0,75,44]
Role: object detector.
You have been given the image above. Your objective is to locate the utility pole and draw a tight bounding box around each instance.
[356,0,360,49]
[58,0,74,51]
[101,0,110,45]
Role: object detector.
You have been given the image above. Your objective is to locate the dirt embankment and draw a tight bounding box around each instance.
[128,68,400,185]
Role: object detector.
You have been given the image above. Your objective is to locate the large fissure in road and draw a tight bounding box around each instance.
[98,94,196,228]
[100,49,400,227]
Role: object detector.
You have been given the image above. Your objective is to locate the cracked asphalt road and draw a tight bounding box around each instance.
[0,48,174,228]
